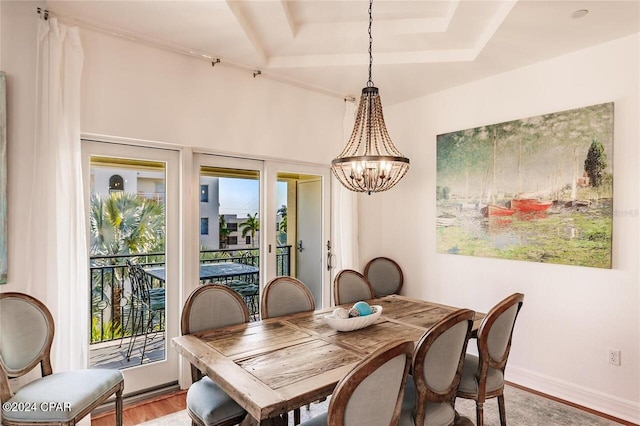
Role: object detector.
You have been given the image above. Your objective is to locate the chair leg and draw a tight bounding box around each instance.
[475,401,484,426]
[293,407,301,425]
[498,394,507,425]
[139,311,156,364]
[115,387,123,426]
[126,305,143,360]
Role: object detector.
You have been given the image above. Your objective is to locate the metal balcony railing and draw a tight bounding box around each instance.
[89,245,291,344]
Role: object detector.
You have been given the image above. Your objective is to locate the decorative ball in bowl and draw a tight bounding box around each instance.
[324,304,383,332]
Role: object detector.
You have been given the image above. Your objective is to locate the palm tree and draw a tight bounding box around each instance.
[89,192,165,256]
[89,191,165,335]
[240,212,260,247]
[276,205,287,245]
[219,215,231,248]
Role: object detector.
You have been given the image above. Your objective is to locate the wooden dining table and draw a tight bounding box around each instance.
[171,294,485,425]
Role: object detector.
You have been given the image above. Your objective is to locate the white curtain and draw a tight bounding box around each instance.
[27,17,87,372]
[331,100,359,274]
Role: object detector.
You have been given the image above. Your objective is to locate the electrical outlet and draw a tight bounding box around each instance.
[608,349,621,366]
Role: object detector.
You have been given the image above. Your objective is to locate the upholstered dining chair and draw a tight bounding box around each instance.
[363,257,404,297]
[180,285,250,426]
[0,292,124,426]
[455,293,525,426]
[333,269,375,305]
[399,309,475,426]
[300,339,414,426]
[261,276,315,320]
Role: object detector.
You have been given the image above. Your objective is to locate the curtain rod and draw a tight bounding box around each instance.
[36,7,349,101]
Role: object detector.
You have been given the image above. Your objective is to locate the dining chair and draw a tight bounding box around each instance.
[363,257,404,297]
[333,269,375,305]
[0,292,124,426]
[300,339,414,426]
[261,276,315,319]
[261,276,315,424]
[181,285,249,426]
[455,293,525,426]
[399,309,475,426]
[125,260,166,363]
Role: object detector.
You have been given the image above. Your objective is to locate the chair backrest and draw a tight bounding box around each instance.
[327,340,413,426]
[476,293,525,372]
[363,257,404,297]
[181,285,250,335]
[261,276,315,319]
[0,292,54,401]
[411,309,474,426]
[127,260,151,302]
[333,269,375,305]
[181,285,250,382]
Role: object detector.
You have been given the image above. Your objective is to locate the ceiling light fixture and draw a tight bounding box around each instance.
[331,0,409,195]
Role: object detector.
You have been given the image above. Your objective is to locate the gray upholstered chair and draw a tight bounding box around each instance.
[261,276,315,320]
[0,292,124,426]
[455,293,525,426]
[300,340,414,426]
[333,269,375,305]
[399,309,475,426]
[181,285,249,426]
[363,257,404,297]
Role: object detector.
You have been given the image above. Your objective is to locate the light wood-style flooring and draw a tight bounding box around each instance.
[90,382,637,426]
[91,391,187,426]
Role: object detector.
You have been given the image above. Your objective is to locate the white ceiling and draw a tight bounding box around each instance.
[48,0,639,105]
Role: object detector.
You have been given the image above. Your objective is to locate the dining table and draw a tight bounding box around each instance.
[171,294,485,426]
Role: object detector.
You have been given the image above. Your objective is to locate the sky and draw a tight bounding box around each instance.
[218,178,287,218]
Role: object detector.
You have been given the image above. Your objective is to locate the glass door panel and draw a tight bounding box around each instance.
[196,157,262,319]
[83,141,179,395]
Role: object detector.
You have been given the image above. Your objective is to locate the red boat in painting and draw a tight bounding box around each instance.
[481,204,515,217]
[510,198,552,212]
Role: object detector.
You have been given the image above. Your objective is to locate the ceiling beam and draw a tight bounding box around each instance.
[225,0,268,64]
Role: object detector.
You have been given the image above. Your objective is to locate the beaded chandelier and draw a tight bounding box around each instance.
[331,0,409,195]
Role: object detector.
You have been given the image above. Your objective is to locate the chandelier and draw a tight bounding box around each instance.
[331,0,409,195]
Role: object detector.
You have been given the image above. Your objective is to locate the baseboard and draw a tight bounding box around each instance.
[506,365,640,424]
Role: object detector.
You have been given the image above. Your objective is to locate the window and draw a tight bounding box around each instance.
[200,185,208,202]
[109,174,124,192]
[228,223,238,232]
[227,236,238,246]
[200,218,209,235]
[246,236,251,245]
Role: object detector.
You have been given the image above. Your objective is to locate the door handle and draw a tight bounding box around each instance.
[327,240,334,271]
[297,240,304,252]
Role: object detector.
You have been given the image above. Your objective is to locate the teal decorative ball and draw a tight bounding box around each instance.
[353,301,372,316]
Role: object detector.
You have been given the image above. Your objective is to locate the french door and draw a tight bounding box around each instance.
[195,155,332,314]
[83,140,180,395]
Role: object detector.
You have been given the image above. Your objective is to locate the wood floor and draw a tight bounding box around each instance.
[91,390,187,426]
[91,382,637,426]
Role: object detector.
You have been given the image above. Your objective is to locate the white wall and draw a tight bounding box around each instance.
[359,34,640,422]
[79,30,342,163]
[1,1,44,295]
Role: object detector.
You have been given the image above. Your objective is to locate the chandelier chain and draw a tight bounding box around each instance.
[367,0,373,87]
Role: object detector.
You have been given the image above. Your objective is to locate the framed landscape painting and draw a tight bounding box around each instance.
[436,102,614,269]
[0,71,6,283]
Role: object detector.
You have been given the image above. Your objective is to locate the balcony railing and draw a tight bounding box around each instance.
[90,245,291,345]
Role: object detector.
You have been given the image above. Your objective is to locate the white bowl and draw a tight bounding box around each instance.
[324,306,383,332]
